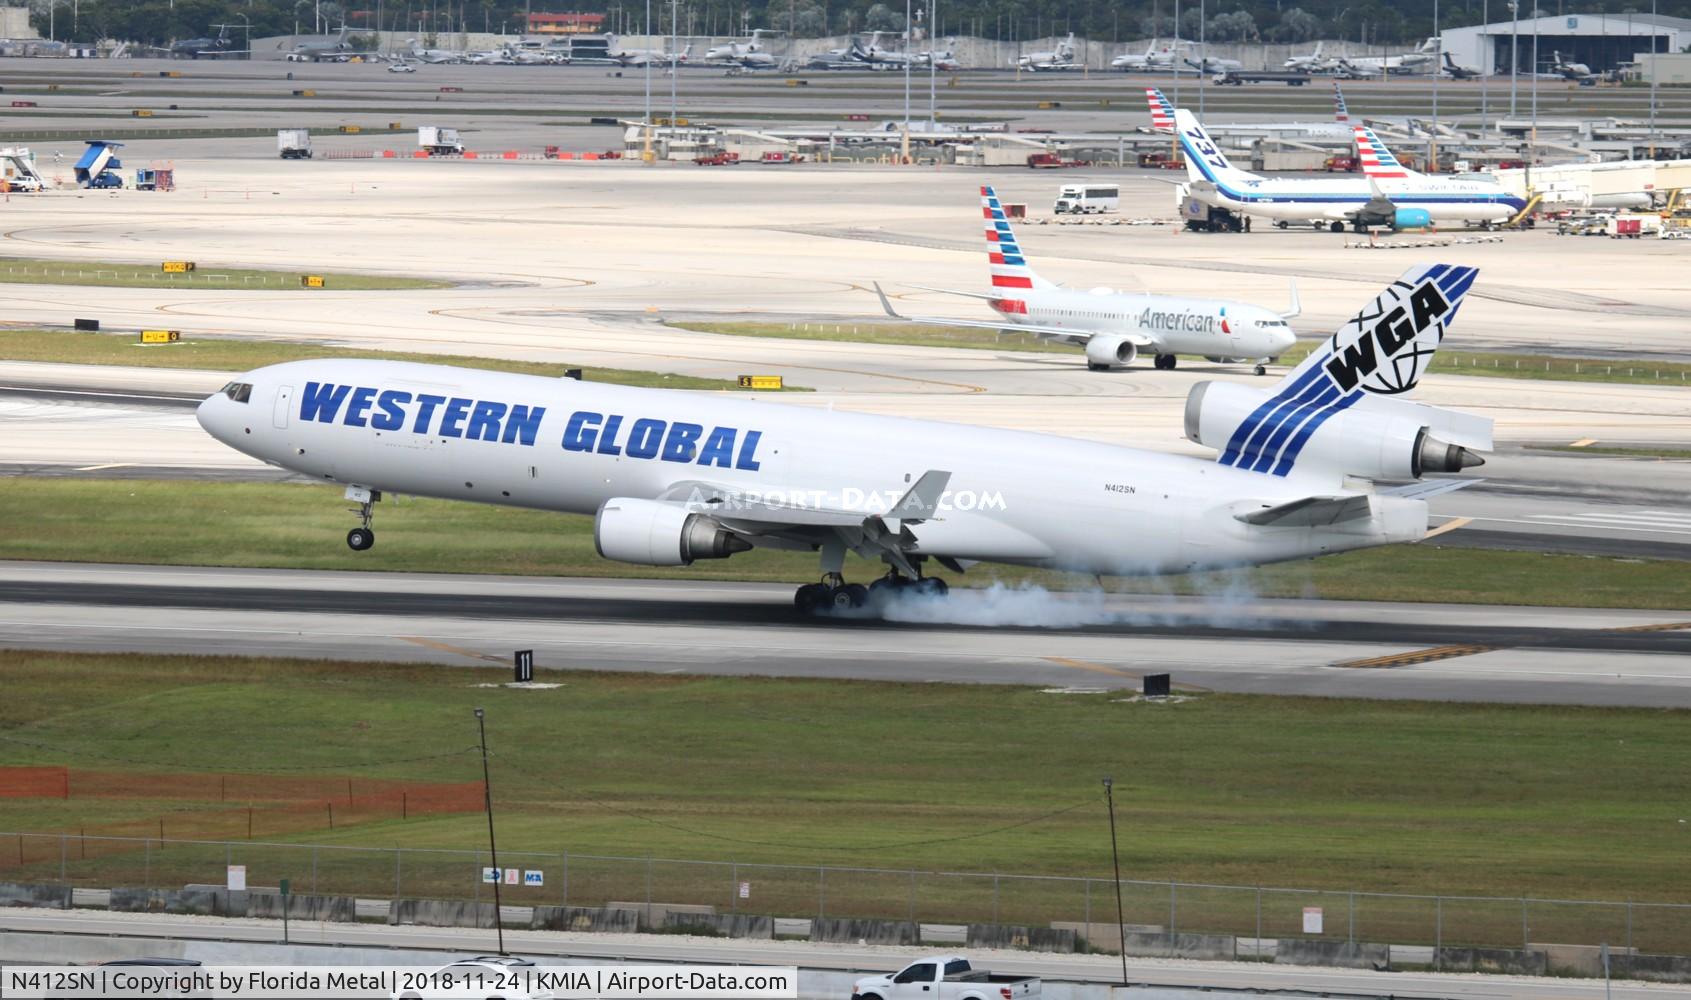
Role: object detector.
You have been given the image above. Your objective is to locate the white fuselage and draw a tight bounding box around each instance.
[196,360,1424,577]
[992,288,1295,360]
[1199,174,1524,223]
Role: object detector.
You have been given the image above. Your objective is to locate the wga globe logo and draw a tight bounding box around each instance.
[1324,266,1475,396]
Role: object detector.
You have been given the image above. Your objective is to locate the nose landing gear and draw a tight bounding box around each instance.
[345,486,380,551]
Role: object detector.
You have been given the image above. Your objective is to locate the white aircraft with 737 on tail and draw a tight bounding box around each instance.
[197,263,1488,613]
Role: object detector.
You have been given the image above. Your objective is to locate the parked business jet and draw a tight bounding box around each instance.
[876,186,1297,374]
[196,264,1489,612]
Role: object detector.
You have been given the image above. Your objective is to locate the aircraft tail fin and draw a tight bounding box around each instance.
[1354,125,1416,179]
[1173,108,1257,186]
[1145,87,1175,133]
[1207,264,1483,477]
[979,186,1055,293]
[1333,82,1349,122]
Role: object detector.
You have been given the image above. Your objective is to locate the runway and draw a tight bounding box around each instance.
[3,562,1688,706]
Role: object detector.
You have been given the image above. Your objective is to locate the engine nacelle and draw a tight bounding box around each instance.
[1392,207,1432,230]
[594,498,752,566]
[1084,335,1138,370]
[1185,380,1486,480]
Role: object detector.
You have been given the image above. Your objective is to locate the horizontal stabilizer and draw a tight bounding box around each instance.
[1380,478,1484,500]
[1237,494,1373,527]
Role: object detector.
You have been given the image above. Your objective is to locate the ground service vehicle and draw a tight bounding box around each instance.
[418,126,465,155]
[277,128,313,159]
[1608,215,1661,238]
[852,957,1040,1000]
[1182,196,1246,232]
[1215,70,1311,85]
[1053,184,1119,214]
[1027,152,1087,169]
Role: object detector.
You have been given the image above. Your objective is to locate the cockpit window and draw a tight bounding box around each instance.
[221,382,253,403]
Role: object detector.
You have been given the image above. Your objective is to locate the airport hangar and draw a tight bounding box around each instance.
[1439,12,1691,77]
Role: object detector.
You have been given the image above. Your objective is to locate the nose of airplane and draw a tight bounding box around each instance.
[1274,326,1299,356]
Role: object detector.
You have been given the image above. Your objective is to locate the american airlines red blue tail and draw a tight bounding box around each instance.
[199,264,1489,614]
[877,186,1297,374]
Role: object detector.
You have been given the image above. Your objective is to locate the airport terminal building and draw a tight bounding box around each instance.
[1441,12,1689,76]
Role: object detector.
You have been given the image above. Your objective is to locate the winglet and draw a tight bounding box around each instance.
[872,281,905,320]
[893,470,952,520]
[1283,278,1301,320]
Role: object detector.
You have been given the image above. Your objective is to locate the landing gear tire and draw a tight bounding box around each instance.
[346,527,375,551]
[1275,220,1289,229]
[831,583,869,610]
[913,577,949,598]
[1254,364,1267,376]
[794,582,829,611]
[1087,362,1109,372]
[1153,354,1177,371]
[1329,221,1345,233]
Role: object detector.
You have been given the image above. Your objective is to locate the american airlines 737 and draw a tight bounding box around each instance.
[877,186,1297,375]
[196,264,1489,613]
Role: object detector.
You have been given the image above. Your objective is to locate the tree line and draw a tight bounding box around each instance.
[30,0,1691,48]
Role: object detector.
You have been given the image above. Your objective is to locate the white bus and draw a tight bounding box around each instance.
[1053,184,1119,214]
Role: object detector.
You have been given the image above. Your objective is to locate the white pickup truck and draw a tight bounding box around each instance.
[852,957,1040,1000]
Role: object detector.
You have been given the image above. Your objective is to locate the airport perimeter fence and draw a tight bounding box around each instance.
[3,832,1690,960]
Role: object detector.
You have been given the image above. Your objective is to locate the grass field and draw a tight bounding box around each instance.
[0,259,446,291]
[674,322,1691,387]
[672,321,1072,354]
[1,650,1689,943]
[1,479,1688,608]
[0,329,779,391]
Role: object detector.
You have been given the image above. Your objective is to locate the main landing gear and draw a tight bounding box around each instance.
[1153,354,1178,371]
[345,486,380,551]
[793,539,951,613]
[793,572,949,612]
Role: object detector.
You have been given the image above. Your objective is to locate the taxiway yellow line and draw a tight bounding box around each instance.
[1423,516,1473,540]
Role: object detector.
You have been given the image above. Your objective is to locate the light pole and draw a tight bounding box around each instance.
[1530,6,1538,161]
[474,707,506,956]
[903,0,912,129]
[1509,0,1518,116]
[644,0,652,125]
[1481,0,1489,133]
[1648,0,1658,153]
[669,0,678,126]
[1197,0,1205,118]
[1103,778,1127,986]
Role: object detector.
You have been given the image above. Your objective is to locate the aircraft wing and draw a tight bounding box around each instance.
[657,472,955,578]
[873,282,1154,349]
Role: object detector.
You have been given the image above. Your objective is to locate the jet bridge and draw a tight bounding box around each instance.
[74,140,124,189]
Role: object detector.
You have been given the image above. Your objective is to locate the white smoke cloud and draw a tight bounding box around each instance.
[824,575,1282,630]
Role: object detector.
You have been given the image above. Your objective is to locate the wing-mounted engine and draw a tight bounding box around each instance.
[1085,334,1138,370]
[1183,262,1491,482]
[594,497,752,566]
